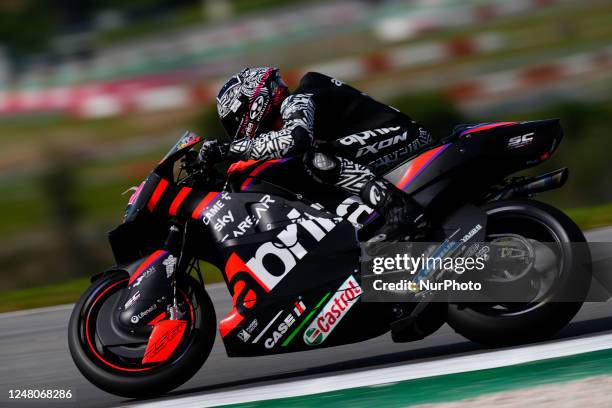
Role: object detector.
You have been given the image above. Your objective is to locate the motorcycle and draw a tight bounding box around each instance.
[68,119,591,397]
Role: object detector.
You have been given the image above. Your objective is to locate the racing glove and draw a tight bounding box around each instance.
[198,140,230,165]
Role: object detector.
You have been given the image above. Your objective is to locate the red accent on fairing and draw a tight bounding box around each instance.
[169,187,192,216]
[225,252,270,292]
[240,177,254,189]
[240,158,288,190]
[219,309,244,338]
[252,159,283,176]
[142,320,187,364]
[191,192,220,220]
[85,279,156,372]
[460,122,516,136]
[178,134,202,150]
[227,160,258,175]
[128,250,168,285]
[396,144,450,190]
[219,253,268,337]
[148,312,167,326]
[147,179,169,211]
[244,290,256,308]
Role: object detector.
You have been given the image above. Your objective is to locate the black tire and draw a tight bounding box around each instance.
[447,199,591,347]
[68,272,216,398]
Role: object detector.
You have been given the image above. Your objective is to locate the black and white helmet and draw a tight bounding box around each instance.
[217,67,289,140]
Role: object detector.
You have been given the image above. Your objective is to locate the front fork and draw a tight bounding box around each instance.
[164,223,184,321]
[117,222,187,329]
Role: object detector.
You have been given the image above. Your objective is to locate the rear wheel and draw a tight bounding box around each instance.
[447,200,591,346]
[68,272,215,398]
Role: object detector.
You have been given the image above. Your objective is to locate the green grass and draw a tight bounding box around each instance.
[566,203,612,230]
[94,0,320,48]
[0,278,90,313]
[0,262,224,313]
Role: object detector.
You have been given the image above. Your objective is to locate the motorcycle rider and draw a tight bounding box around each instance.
[201,67,434,241]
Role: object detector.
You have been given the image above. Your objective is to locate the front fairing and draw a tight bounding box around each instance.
[112,132,203,264]
[160,131,202,169]
[123,172,167,223]
[123,131,202,223]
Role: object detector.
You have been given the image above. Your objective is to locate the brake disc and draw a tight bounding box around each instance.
[486,234,536,283]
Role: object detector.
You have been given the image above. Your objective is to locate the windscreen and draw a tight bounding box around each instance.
[159,131,202,165]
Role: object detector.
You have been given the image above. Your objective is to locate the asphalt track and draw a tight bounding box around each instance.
[1,228,611,408]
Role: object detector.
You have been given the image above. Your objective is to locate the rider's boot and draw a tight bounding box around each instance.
[360,179,427,245]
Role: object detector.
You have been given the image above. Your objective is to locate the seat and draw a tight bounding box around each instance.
[439,122,519,143]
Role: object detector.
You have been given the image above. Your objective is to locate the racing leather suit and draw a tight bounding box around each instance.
[227,72,434,238]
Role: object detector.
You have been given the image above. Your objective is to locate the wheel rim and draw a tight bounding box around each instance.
[80,277,196,373]
[471,211,566,316]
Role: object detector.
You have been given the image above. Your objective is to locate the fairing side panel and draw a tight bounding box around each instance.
[384,119,563,211]
[210,190,389,356]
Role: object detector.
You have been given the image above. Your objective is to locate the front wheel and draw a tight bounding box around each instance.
[447,199,591,347]
[68,273,216,398]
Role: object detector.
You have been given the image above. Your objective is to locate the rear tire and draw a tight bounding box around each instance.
[68,273,216,398]
[447,199,591,347]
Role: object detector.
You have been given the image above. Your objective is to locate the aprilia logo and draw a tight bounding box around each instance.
[303,276,361,346]
[221,208,338,336]
[236,208,337,292]
[338,127,401,146]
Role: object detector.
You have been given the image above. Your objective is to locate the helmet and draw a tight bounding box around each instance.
[216,67,289,140]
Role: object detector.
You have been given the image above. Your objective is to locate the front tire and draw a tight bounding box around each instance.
[68,273,216,398]
[447,199,591,346]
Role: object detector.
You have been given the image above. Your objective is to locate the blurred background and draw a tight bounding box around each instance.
[0,0,611,309]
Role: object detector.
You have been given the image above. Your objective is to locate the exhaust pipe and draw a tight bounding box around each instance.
[500,168,568,199]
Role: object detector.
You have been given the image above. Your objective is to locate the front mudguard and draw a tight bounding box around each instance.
[93,250,177,328]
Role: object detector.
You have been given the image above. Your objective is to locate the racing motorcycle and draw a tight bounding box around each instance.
[68,119,591,397]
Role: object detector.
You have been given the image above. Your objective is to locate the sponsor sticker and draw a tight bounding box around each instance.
[132,266,155,287]
[338,126,401,146]
[303,276,361,346]
[237,329,251,342]
[130,303,157,324]
[264,300,306,349]
[178,133,200,149]
[162,255,177,278]
[124,291,141,310]
[237,319,259,343]
[507,132,534,149]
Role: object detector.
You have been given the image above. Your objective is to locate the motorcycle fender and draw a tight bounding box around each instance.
[113,250,177,328]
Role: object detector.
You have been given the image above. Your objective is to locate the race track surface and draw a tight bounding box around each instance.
[1,228,611,408]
